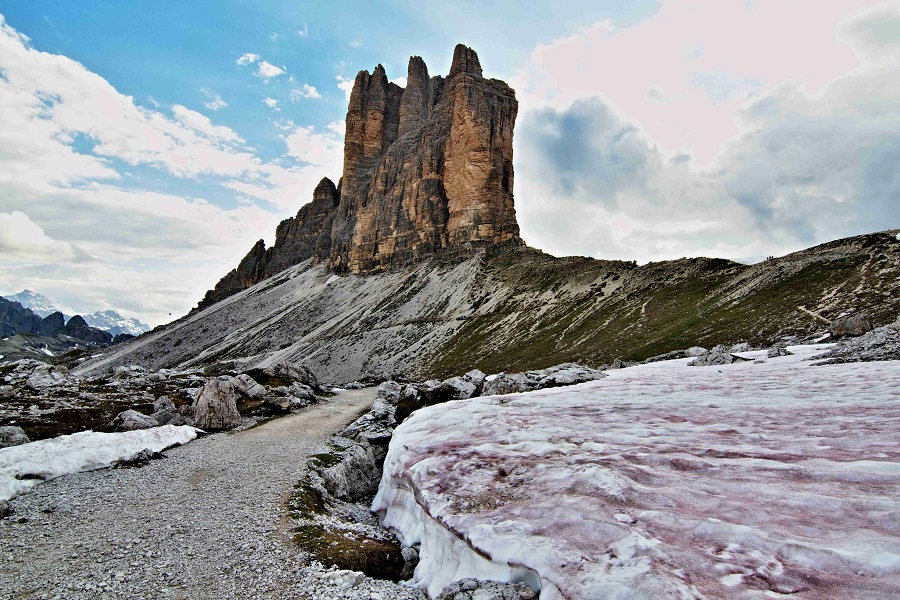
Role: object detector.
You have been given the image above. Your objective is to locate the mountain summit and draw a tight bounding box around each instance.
[6,290,61,318]
[199,44,521,309]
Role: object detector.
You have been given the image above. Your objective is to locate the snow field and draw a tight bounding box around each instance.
[0,425,200,501]
[374,345,900,599]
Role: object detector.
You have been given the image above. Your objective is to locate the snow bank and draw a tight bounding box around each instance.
[0,425,200,501]
[373,345,900,599]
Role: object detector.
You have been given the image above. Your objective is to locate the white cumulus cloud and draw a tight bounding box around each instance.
[336,75,354,101]
[290,84,322,100]
[236,52,259,65]
[256,60,285,80]
[514,0,900,263]
[0,211,80,263]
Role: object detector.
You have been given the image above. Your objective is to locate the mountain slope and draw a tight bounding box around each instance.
[74,230,900,383]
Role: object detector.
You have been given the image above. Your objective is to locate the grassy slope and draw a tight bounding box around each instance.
[425,231,900,378]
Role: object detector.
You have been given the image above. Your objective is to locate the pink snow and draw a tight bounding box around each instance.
[374,345,900,599]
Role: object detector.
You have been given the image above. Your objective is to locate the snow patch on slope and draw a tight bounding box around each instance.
[0,425,200,501]
[374,345,900,598]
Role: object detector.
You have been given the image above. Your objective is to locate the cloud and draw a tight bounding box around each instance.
[269,32,281,42]
[256,60,285,80]
[515,2,900,262]
[838,1,900,61]
[264,97,280,110]
[514,0,865,164]
[522,99,655,206]
[290,84,322,100]
[0,16,345,323]
[236,52,259,65]
[350,39,363,48]
[284,124,343,166]
[297,23,308,38]
[644,85,665,103]
[201,88,228,111]
[0,211,81,263]
[336,75,354,101]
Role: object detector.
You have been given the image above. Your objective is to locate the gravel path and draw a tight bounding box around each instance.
[0,389,426,600]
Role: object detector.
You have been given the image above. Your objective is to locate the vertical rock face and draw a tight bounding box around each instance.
[199,44,522,307]
[197,177,340,309]
[333,44,520,274]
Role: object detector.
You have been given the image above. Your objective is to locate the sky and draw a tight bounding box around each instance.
[0,0,898,326]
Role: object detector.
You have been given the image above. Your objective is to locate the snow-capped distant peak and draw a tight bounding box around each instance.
[4,289,61,318]
[82,310,150,337]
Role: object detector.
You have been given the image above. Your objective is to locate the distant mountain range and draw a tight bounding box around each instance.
[82,310,151,337]
[2,290,150,337]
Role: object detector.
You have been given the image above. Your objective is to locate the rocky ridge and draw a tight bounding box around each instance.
[199,44,521,309]
[75,229,900,384]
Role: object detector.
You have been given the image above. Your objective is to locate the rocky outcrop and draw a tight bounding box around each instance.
[25,364,68,390]
[437,579,537,600]
[482,364,607,396]
[813,318,900,364]
[191,377,242,430]
[109,409,158,431]
[38,312,65,336]
[63,315,113,344]
[199,44,522,308]
[0,426,30,448]
[0,298,54,336]
[828,313,873,338]
[688,344,752,367]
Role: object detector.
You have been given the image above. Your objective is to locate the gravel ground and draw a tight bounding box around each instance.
[0,388,427,600]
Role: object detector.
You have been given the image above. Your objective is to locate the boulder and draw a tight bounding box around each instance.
[482,364,605,397]
[482,373,531,396]
[376,380,403,404]
[730,342,751,353]
[151,409,177,426]
[153,396,176,413]
[812,321,900,364]
[439,376,478,400]
[0,425,30,448]
[287,382,315,401]
[110,409,158,431]
[529,363,606,388]
[244,363,319,391]
[437,579,537,600]
[767,345,793,358]
[311,437,381,502]
[25,364,68,390]
[192,377,242,431]
[688,344,751,367]
[231,373,267,401]
[829,313,873,338]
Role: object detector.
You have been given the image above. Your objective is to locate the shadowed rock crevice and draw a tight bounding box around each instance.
[198,44,522,309]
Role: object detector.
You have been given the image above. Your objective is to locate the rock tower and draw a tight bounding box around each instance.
[199,44,521,309]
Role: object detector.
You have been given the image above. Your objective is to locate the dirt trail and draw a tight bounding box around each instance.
[0,388,422,600]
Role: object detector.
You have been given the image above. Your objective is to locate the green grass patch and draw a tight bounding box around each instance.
[292,524,405,581]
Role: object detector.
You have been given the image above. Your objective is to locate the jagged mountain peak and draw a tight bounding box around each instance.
[198,43,520,310]
[5,289,61,318]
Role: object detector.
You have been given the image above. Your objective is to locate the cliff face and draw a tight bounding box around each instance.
[198,44,521,309]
